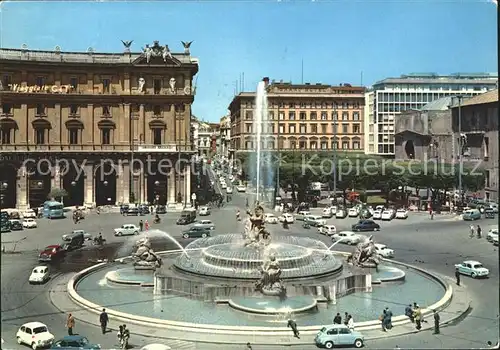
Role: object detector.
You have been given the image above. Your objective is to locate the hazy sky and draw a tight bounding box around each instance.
[1,0,497,121]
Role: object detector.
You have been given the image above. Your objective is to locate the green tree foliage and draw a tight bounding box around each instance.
[48,188,68,200]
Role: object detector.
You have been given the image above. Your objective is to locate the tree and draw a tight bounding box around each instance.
[48,188,68,203]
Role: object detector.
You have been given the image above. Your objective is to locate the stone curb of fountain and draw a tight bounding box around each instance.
[57,250,468,346]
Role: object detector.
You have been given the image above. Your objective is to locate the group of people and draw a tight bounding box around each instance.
[469,224,482,238]
[333,312,355,329]
[404,303,429,331]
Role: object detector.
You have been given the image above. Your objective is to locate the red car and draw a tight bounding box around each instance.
[38,244,66,262]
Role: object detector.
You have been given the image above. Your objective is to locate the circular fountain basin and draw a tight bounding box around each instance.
[105,268,154,285]
[228,296,318,315]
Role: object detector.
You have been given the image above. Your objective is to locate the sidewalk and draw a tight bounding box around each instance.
[50,272,471,346]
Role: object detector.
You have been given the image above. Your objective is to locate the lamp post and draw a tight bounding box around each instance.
[274,106,281,209]
[332,105,338,204]
[455,95,464,204]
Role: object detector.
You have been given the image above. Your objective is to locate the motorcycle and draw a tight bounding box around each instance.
[92,237,106,246]
[153,217,161,224]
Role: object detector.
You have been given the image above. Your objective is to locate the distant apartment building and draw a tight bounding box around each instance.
[228,81,366,152]
[365,73,498,156]
[219,115,231,158]
[191,118,218,156]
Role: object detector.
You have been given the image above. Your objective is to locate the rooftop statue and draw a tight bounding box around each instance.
[346,235,380,270]
[133,237,162,269]
[181,41,193,55]
[162,45,172,62]
[243,204,270,249]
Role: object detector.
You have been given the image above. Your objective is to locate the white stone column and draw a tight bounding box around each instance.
[17,166,28,209]
[83,164,94,206]
[167,171,176,204]
[139,172,146,203]
[184,165,191,207]
[121,163,130,204]
[51,164,61,191]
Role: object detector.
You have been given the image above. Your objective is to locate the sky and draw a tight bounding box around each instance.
[0,0,497,122]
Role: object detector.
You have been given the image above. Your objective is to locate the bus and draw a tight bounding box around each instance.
[43,201,65,219]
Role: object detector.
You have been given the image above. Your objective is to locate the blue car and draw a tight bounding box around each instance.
[50,335,100,349]
[315,324,364,348]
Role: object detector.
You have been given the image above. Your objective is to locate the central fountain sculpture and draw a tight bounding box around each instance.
[132,237,162,269]
[346,235,381,270]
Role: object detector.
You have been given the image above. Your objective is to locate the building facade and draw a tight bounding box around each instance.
[394,90,498,200]
[228,81,366,152]
[0,41,198,209]
[367,73,498,156]
[219,115,231,159]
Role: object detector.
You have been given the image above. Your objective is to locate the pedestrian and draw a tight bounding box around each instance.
[66,313,75,335]
[380,309,387,331]
[405,304,414,323]
[413,305,422,331]
[469,224,475,238]
[477,225,482,238]
[139,220,143,231]
[386,307,393,330]
[347,315,354,330]
[287,319,300,338]
[343,312,349,326]
[455,268,461,286]
[99,308,109,334]
[433,310,440,334]
[246,342,253,349]
[144,220,149,231]
[333,313,342,324]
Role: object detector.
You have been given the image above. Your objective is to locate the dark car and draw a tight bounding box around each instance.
[139,205,150,215]
[9,219,23,231]
[1,221,11,232]
[50,335,101,349]
[182,226,211,239]
[156,205,167,214]
[126,207,139,216]
[352,220,380,232]
[38,244,66,262]
[176,209,196,225]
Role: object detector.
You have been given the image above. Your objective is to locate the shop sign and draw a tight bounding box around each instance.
[8,84,74,94]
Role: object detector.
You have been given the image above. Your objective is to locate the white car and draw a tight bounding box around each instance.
[296,211,311,221]
[335,209,347,219]
[199,206,210,216]
[486,228,498,242]
[374,243,394,258]
[318,225,337,236]
[114,224,140,236]
[322,207,334,218]
[23,218,38,228]
[348,208,359,217]
[226,187,233,194]
[29,265,50,284]
[23,209,37,219]
[332,231,362,245]
[279,213,294,223]
[194,220,215,230]
[305,215,326,226]
[264,213,278,224]
[373,210,382,220]
[381,210,394,221]
[395,209,408,219]
[454,260,489,278]
[220,183,227,189]
[236,185,246,192]
[16,322,54,349]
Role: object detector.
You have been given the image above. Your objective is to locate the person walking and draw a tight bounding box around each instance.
[66,313,75,335]
[405,304,414,323]
[386,307,393,330]
[287,319,300,338]
[469,224,475,238]
[144,220,149,231]
[245,342,253,349]
[455,267,461,286]
[343,312,349,326]
[477,225,482,238]
[139,220,144,231]
[433,310,440,334]
[380,309,387,331]
[347,315,354,330]
[413,305,422,331]
[99,308,109,334]
[333,313,342,324]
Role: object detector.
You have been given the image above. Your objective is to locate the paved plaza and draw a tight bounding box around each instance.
[1,176,498,349]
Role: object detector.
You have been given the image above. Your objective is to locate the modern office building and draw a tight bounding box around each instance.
[228,80,365,152]
[0,41,198,209]
[366,73,498,156]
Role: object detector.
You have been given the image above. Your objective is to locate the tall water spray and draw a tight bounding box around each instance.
[251,79,274,202]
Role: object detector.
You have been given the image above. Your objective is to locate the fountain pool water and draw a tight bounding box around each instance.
[115,229,189,260]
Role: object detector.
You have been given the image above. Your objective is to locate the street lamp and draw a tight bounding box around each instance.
[103,180,108,186]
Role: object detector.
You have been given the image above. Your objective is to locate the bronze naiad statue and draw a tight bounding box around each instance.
[243,204,271,248]
[255,254,286,297]
[132,237,162,269]
[346,235,380,271]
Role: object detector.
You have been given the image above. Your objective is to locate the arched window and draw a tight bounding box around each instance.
[0,118,18,144]
[97,120,115,145]
[32,119,52,145]
[352,137,361,150]
[65,120,84,145]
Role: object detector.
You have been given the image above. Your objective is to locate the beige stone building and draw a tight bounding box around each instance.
[0,41,198,209]
[228,81,365,152]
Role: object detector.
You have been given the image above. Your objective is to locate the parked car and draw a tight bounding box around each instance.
[50,335,101,349]
[16,322,55,349]
[22,218,38,229]
[373,210,382,220]
[352,220,380,232]
[264,213,278,224]
[226,187,233,194]
[296,211,311,221]
[454,260,489,278]
[318,225,337,236]
[22,209,37,219]
[114,224,140,236]
[335,209,348,219]
[126,207,139,216]
[177,209,197,225]
[395,209,408,219]
[29,265,50,284]
[9,219,23,231]
[199,206,211,216]
[194,220,215,230]
[236,185,246,192]
[463,209,481,221]
[332,231,363,245]
[322,207,334,218]
[381,210,394,221]
[156,205,167,214]
[487,228,498,242]
[278,213,295,223]
[304,215,326,227]
[374,243,394,258]
[182,226,211,239]
[38,245,66,262]
[314,324,365,349]
[348,208,359,217]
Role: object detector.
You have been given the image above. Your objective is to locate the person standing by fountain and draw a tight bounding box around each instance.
[139,219,144,232]
[433,309,440,334]
[347,315,354,330]
[99,308,109,334]
[287,319,300,338]
[343,312,349,326]
[66,313,75,335]
[333,313,342,324]
[144,220,149,231]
